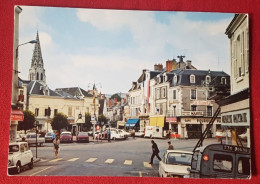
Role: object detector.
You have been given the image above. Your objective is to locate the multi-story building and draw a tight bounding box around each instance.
[217,14,250,147]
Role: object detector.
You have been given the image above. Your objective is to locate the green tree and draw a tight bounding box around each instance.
[111,93,122,101]
[83,112,92,130]
[18,110,35,134]
[98,114,108,124]
[51,112,69,132]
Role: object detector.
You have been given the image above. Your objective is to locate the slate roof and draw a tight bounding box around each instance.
[27,80,61,97]
[55,87,93,99]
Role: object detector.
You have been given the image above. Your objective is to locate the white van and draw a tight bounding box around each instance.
[144,126,163,138]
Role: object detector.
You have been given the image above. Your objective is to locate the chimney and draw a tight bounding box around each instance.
[154,64,158,71]
[186,60,192,68]
[108,98,111,107]
[166,60,173,72]
[158,64,163,71]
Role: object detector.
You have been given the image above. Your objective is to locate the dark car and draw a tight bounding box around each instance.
[60,132,73,143]
[76,132,89,143]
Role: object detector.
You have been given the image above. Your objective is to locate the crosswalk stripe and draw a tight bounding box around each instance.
[86,158,97,163]
[105,159,114,164]
[68,158,79,162]
[124,160,132,165]
[143,162,152,168]
[49,158,63,162]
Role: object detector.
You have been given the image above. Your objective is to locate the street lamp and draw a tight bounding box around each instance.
[16,40,38,58]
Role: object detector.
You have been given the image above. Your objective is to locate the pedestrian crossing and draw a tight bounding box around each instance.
[47,157,153,168]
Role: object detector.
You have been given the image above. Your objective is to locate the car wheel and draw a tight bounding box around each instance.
[28,158,33,169]
[16,162,21,174]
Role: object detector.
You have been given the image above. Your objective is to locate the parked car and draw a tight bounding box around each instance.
[60,131,73,143]
[16,134,22,142]
[76,132,89,143]
[135,130,145,137]
[118,129,131,138]
[8,142,34,174]
[45,132,53,143]
[110,130,125,140]
[159,150,193,178]
[25,133,45,146]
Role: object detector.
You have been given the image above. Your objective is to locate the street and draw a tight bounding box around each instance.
[15,137,219,177]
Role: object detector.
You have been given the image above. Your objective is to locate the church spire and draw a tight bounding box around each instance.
[28,31,46,84]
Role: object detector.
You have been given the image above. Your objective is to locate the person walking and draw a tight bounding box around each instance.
[52,131,56,142]
[168,141,174,150]
[149,140,161,165]
[107,129,111,142]
[53,136,60,158]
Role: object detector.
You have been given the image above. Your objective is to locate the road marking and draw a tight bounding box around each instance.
[143,162,152,168]
[124,160,132,165]
[49,158,63,162]
[67,158,79,162]
[86,158,97,163]
[30,166,53,176]
[139,171,142,177]
[105,159,114,164]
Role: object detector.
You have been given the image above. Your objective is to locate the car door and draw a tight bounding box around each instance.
[159,152,167,177]
[19,144,26,166]
[24,143,31,164]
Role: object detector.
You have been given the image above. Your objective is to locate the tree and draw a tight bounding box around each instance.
[18,110,35,134]
[83,112,92,130]
[51,112,69,132]
[111,93,122,101]
[98,114,108,125]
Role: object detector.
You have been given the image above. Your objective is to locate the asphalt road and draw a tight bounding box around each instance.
[13,137,219,177]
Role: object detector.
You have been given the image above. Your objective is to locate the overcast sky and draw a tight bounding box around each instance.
[18,6,234,94]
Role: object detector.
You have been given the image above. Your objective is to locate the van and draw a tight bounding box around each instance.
[189,144,251,179]
[144,126,163,138]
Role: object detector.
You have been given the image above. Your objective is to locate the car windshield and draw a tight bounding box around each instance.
[27,134,36,138]
[167,152,192,166]
[46,133,52,136]
[78,132,88,136]
[9,145,19,153]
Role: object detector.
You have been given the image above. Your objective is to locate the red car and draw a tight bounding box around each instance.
[60,132,73,143]
[76,132,89,143]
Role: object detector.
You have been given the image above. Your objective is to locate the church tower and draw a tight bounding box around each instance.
[28,31,46,84]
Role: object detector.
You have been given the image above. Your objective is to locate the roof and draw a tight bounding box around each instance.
[27,81,61,97]
[55,87,93,98]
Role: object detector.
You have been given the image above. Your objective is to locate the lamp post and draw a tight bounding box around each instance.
[16,40,38,58]
[88,82,102,139]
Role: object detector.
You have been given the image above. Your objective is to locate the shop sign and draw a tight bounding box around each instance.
[181,117,221,124]
[182,111,203,116]
[221,109,250,126]
[11,109,24,121]
[191,100,212,106]
[166,117,177,123]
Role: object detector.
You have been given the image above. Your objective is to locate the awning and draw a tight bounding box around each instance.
[126,119,139,127]
[11,109,24,121]
[150,116,165,127]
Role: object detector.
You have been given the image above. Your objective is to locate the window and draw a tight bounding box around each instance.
[206,75,211,84]
[174,75,177,84]
[207,106,213,117]
[221,77,226,85]
[54,109,58,116]
[68,107,72,116]
[191,105,197,111]
[238,157,250,175]
[213,154,233,172]
[35,108,39,116]
[190,74,195,84]
[36,72,39,80]
[156,88,160,99]
[161,87,166,98]
[44,108,48,116]
[173,90,177,99]
[191,89,196,99]
[41,73,43,80]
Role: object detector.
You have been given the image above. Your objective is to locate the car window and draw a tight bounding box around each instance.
[213,154,233,172]
[238,157,250,175]
[9,145,19,152]
[61,133,71,136]
[20,144,25,152]
[167,152,192,166]
[79,132,88,136]
[24,144,29,151]
[191,151,199,169]
[46,133,52,136]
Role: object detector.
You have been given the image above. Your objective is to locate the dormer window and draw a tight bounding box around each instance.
[221,77,227,85]
[157,75,161,83]
[206,75,211,84]
[190,74,195,84]
[163,74,167,82]
[174,75,177,84]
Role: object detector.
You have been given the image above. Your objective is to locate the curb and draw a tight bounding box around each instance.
[33,158,41,163]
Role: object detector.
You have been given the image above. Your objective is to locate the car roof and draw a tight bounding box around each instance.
[166,150,193,154]
[61,131,72,134]
[9,142,28,146]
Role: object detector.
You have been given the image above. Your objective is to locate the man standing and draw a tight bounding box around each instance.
[107,129,111,142]
[168,141,174,150]
[149,140,161,165]
[52,131,56,141]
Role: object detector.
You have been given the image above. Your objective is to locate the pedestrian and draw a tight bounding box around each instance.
[53,136,60,158]
[168,141,174,150]
[149,140,161,165]
[132,129,135,139]
[52,131,56,141]
[167,130,171,139]
[107,129,111,142]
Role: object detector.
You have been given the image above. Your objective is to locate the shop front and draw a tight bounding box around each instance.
[10,108,24,142]
[125,119,139,130]
[139,115,149,131]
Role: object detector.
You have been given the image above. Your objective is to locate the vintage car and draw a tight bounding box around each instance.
[118,129,131,138]
[76,132,89,143]
[8,142,34,174]
[44,132,53,143]
[159,150,193,178]
[110,130,125,140]
[26,133,45,146]
[60,131,73,143]
[135,130,145,137]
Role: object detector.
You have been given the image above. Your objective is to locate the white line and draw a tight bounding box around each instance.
[67,158,79,162]
[30,166,53,176]
[49,158,63,162]
[143,162,152,168]
[105,159,114,164]
[124,160,132,165]
[86,158,97,163]
[139,171,142,177]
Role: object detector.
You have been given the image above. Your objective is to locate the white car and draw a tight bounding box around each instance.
[118,129,131,138]
[135,130,145,137]
[159,150,193,178]
[8,142,34,174]
[110,130,125,140]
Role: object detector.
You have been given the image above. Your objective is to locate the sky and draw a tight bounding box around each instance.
[18,6,234,94]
